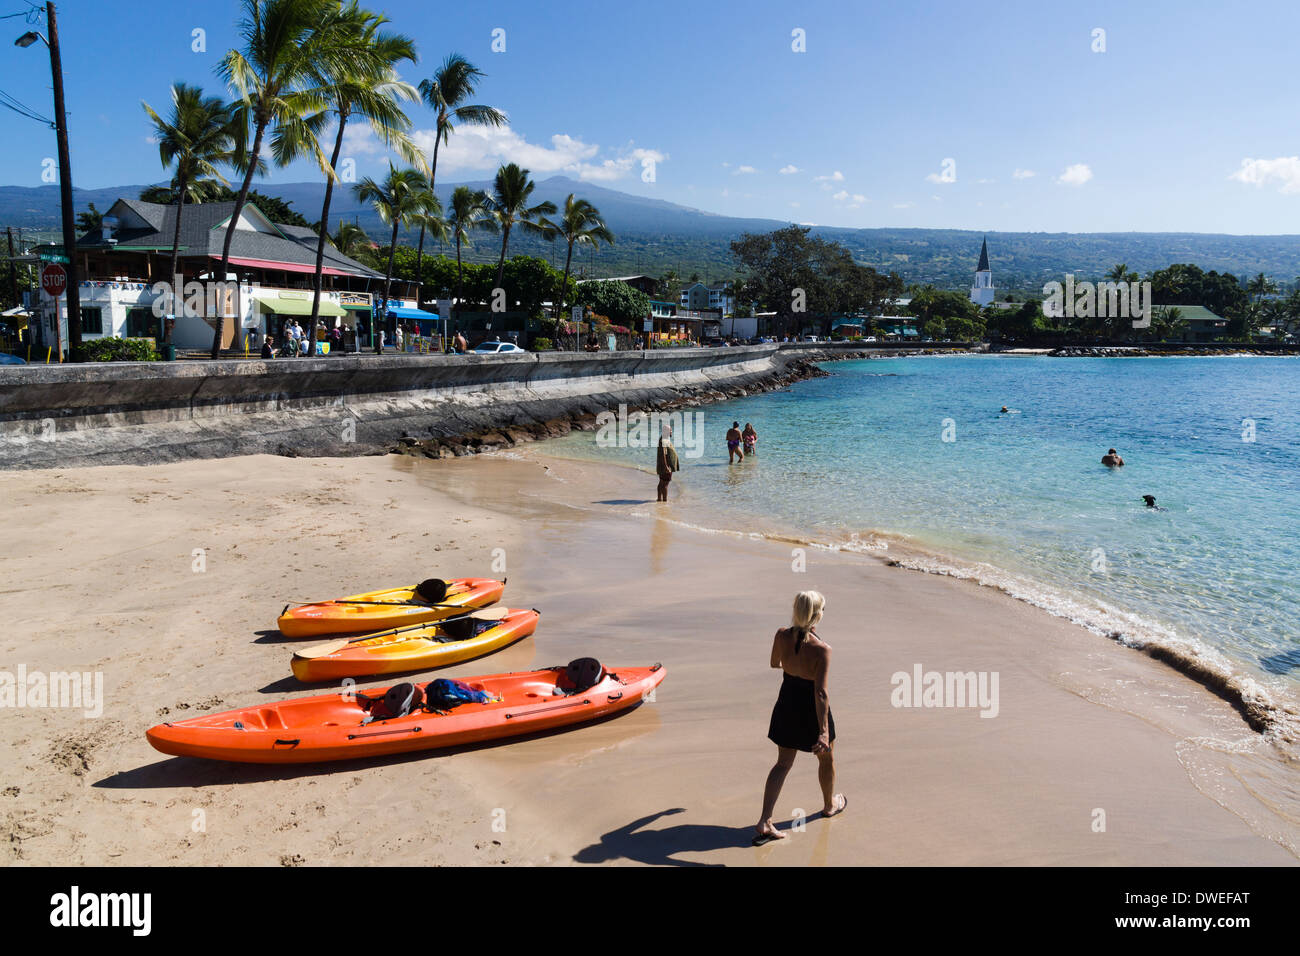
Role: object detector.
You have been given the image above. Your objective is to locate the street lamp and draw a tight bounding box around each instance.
[15,4,81,360]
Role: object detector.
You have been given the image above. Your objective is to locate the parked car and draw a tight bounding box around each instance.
[864,335,877,343]
[472,341,525,354]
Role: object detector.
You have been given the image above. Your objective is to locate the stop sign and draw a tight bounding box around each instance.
[41,263,68,298]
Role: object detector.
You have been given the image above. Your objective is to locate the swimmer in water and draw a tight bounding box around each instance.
[742,422,758,456]
[1102,448,1125,467]
[727,421,744,463]
[1000,406,1009,414]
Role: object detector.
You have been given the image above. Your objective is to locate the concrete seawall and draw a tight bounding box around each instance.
[0,342,881,469]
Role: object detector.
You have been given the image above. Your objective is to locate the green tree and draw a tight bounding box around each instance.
[141,83,242,342]
[75,203,104,233]
[445,186,496,319]
[353,164,429,348]
[211,0,345,357]
[487,163,557,289]
[308,1,420,341]
[575,279,651,328]
[542,194,614,320]
[416,54,506,286]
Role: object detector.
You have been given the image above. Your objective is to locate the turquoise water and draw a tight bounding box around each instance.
[545,354,1300,691]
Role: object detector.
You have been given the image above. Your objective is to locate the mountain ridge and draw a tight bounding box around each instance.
[4,176,1299,291]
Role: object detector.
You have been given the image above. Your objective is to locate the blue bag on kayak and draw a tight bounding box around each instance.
[425,678,490,712]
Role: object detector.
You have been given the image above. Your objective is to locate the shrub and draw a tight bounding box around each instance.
[533,337,553,351]
[73,337,158,362]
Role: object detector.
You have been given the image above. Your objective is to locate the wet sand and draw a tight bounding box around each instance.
[0,453,1294,865]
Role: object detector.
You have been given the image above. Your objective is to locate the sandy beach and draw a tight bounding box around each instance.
[1,451,1294,866]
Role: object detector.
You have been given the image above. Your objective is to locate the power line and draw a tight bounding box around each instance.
[0,87,53,126]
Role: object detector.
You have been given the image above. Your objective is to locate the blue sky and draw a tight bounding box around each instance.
[3,0,1300,233]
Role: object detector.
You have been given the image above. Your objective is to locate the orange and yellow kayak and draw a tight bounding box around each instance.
[290,608,540,683]
[276,577,505,638]
[146,663,666,764]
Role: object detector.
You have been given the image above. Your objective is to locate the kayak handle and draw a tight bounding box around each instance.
[607,692,624,702]
[273,738,300,747]
[348,726,423,740]
[650,663,662,672]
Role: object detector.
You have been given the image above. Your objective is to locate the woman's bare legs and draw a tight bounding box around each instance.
[817,745,846,816]
[756,747,797,841]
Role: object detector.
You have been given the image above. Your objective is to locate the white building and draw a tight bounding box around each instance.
[969,237,995,307]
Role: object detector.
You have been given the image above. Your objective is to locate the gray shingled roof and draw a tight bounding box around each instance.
[77,199,383,278]
[976,237,990,272]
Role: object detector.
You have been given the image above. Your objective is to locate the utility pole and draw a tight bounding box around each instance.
[47,3,80,358]
[16,4,80,357]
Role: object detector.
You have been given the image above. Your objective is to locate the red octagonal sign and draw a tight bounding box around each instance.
[41,263,68,298]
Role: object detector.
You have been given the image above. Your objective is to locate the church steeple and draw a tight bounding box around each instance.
[970,236,994,306]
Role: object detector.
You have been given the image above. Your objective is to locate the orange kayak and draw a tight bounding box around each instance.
[277,577,505,638]
[290,608,540,683]
[146,663,666,764]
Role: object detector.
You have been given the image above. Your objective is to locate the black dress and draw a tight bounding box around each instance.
[767,633,835,752]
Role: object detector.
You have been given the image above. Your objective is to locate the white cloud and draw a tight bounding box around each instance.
[852,193,866,203]
[1012,168,1036,179]
[1229,157,1300,194]
[925,172,955,184]
[893,201,914,209]
[813,171,844,182]
[832,190,849,201]
[1056,163,1093,186]
[976,178,994,184]
[778,164,799,175]
[734,165,756,175]
[385,123,666,183]
[789,202,800,208]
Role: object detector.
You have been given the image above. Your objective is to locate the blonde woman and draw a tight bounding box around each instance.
[754,590,846,845]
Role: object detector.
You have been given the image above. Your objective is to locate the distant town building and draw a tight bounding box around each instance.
[969,237,995,307]
[680,281,734,316]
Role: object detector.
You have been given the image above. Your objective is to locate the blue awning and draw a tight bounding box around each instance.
[384,305,439,320]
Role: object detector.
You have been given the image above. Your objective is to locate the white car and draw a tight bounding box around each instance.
[472,340,525,354]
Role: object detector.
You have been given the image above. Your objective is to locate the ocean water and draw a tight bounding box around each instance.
[543,354,1300,701]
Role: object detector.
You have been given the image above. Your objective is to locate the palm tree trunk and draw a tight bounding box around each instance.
[495,222,510,289]
[310,113,349,347]
[378,219,398,353]
[211,118,266,358]
[455,232,464,331]
[166,175,188,346]
[414,136,442,311]
[557,240,574,322]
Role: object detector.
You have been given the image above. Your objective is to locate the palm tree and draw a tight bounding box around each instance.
[332,220,371,260]
[415,54,506,292]
[445,186,496,320]
[142,83,241,343]
[307,1,420,343]
[211,0,346,357]
[409,187,448,306]
[1104,263,1131,285]
[1247,272,1276,305]
[354,164,429,349]
[542,194,614,321]
[487,163,557,290]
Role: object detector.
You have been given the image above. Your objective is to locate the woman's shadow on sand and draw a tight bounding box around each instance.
[572,807,771,867]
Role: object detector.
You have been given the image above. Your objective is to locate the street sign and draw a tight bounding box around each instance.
[39,252,70,264]
[41,263,68,298]
[571,305,583,324]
